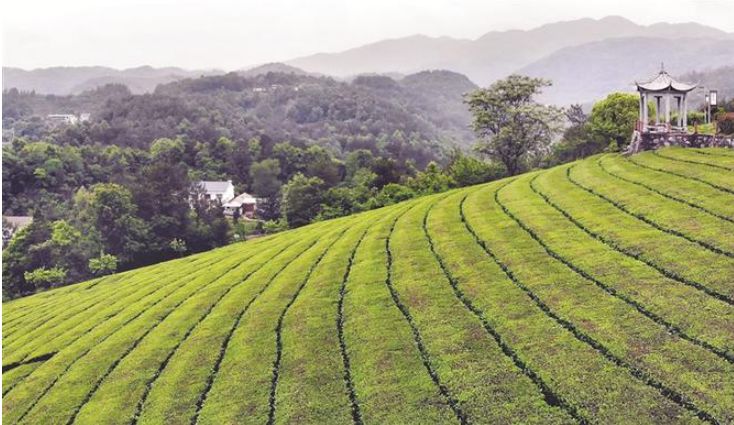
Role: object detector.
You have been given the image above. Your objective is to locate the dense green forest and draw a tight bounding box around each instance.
[2,70,477,152]
[0,71,492,298]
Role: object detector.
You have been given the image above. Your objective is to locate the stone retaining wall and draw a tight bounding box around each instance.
[626,131,734,154]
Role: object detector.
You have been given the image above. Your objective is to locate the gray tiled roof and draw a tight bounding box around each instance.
[198,181,232,194]
[636,70,696,93]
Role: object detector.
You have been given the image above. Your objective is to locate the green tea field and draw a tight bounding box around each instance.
[3,147,734,424]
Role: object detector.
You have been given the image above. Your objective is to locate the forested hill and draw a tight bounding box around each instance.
[3,70,478,156]
[4,148,734,424]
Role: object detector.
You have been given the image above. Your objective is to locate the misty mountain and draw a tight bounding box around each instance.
[2,66,223,95]
[286,16,732,87]
[5,16,733,106]
[238,63,317,77]
[518,37,734,105]
[681,65,734,102]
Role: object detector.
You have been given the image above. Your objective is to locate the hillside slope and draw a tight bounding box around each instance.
[3,148,734,424]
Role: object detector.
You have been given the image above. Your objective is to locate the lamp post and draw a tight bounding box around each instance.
[695,86,707,125]
[710,90,718,126]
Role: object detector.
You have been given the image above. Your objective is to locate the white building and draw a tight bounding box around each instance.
[3,216,33,247]
[197,180,235,203]
[47,114,79,125]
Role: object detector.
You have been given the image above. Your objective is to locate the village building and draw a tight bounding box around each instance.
[46,113,90,127]
[3,216,33,247]
[223,192,258,218]
[47,114,79,126]
[196,180,235,203]
[194,180,258,218]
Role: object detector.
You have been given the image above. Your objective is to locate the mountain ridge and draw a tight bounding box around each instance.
[4,16,733,103]
[286,16,733,86]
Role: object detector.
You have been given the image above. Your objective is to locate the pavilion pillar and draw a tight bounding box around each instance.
[683,94,688,129]
[642,93,648,129]
[665,93,671,129]
[676,96,682,129]
[655,96,661,125]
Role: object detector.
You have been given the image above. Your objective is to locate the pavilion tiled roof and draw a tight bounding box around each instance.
[636,70,696,93]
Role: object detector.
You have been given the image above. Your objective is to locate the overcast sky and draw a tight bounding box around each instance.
[2,0,732,70]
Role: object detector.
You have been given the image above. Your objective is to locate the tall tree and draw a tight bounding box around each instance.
[250,159,283,220]
[90,183,148,264]
[132,159,190,261]
[281,173,324,227]
[466,75,563,175]
[587,92,639,150]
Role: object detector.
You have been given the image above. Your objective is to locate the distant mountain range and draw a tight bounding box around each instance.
[519,37,734,105]
[287,16,732,85]
[4,16,733,105]
[1,63,321,96]
[2,66,224,95]
[681,66,734,102]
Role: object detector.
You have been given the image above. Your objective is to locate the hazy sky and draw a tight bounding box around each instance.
[3,0,733,70]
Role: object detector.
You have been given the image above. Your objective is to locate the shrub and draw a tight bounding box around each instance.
[262,219,288,234]
[716,115,734,135]
[89,253,119,276]
[688,111,705,125]
[24,266,67,289]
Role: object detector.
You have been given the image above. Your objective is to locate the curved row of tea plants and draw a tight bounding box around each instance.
[3,147,733,424]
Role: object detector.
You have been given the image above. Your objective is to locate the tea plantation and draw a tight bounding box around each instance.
[3,148,734,424]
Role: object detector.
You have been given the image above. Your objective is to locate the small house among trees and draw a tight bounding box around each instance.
[196,180,235,203]
[192,180,258,219]
[223,193,257,219]
[2,216,33,247]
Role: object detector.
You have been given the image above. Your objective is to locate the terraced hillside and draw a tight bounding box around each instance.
[3,147,734,424]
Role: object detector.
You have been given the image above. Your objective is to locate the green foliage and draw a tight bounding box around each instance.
[467,75,564,175]
[88,253,118,276]
[262,219,288,234]
[445,152,503,186]
[374,183,416,207]
[231,220,260,242]
[318,187,360,220]
[551,104,605,164]
[51,220,81,247]
[717,115,734,135]
[150,138,185,162]
[250,159,282,221]
[587,92,639,149]
[90,183,148,263]
[169,238,187,257]
[407,162,455,195]
[688,111,705,125]
[23,266,67,289]
[281,173,324,227]
[345,150,375,181]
